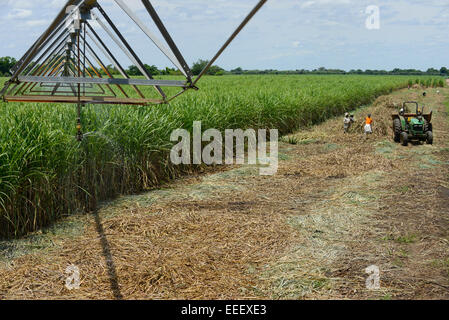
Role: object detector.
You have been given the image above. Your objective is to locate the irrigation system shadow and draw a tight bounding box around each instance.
[93,210,123,300]
[81,133,124,299]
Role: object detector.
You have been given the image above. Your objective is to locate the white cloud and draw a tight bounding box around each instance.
[25,20,48,27]
[6,0,34,9]
[7,9,32,19]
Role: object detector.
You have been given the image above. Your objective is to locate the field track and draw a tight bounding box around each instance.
[0,86,448,299]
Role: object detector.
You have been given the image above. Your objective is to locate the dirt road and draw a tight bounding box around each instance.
[0,87,448,300]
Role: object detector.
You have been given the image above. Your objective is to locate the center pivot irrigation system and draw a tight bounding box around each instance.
[0,0,267,140]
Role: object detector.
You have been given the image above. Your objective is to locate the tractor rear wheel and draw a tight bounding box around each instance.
[393,118,401,143]
[424,122,433,133]
[426,131,433,145]
[401,132,408,146]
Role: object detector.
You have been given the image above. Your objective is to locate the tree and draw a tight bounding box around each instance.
[207,65,224,75]
[98,64,119,76]
[106,64,119,75]
[126,64,161,76]
[127,65,142,76]
[231,67,243,74]
[170,69,183,76]
[426,68,439,75]
[191,59,225,76]
[159,67,172,75]
[160,67,169,75]
[440,67,448,75]
[144,64,160,76]
[191,59,208,76]
[159,67,182,75]
[0,56,17,76]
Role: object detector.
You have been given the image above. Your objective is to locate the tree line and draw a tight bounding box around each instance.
[1,56,448,77]
[228,66,449,76]
[96,59,226,76]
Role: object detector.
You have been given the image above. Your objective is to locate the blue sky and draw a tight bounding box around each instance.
[1,0,449,71]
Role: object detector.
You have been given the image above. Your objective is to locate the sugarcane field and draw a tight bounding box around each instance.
[0,0,448,310]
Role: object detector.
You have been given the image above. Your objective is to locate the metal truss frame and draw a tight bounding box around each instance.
[1,0,267,106]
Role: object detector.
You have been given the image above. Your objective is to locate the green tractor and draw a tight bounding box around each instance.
[392,101,433,146]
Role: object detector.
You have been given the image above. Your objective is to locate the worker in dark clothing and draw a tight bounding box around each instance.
[344,113,354,133]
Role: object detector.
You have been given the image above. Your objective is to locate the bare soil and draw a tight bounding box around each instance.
[0,87,448,300]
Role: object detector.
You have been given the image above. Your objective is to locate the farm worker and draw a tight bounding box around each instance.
[364,114,373,135]
[344,113,354,133]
